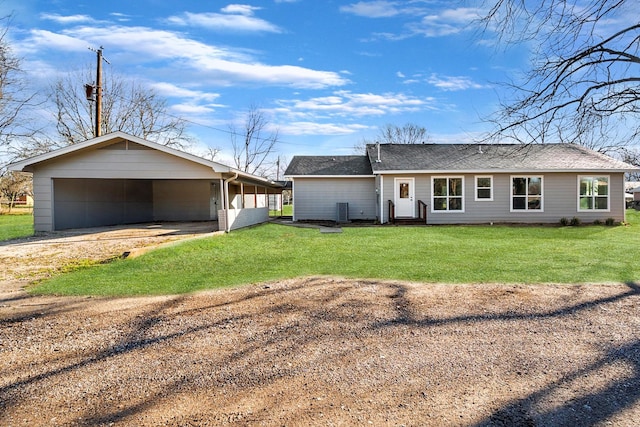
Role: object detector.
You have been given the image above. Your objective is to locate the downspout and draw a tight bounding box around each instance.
[223,172,239,232]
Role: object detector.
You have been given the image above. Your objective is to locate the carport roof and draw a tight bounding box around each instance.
[8,131,282,188]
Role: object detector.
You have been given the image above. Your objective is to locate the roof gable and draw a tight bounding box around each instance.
[8,131,232,173]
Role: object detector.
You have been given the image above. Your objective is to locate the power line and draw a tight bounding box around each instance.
[105,89,328,148]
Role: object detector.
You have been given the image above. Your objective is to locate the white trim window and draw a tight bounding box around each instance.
[475,175,493,201]
[511,176,543,211]
[432,176,464,212]
[578,176,610,211]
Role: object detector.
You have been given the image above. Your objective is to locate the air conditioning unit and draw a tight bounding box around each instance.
[336,202,349,223]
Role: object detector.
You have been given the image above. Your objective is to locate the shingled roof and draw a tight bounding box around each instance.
[285,155,373,176]
[365,143,636,172]
[285,143,637,177]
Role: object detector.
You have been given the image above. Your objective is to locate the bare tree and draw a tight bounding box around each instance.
[231,105,279,177]
[0,15,39,167]
[0,171,32,213]
[354,122,429,153]
[50,67,191,149]
[201,146,222,162]
[480,0,640,155]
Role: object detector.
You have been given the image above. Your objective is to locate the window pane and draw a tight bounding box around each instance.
[596,178,608,196]
[449,197,462,211]
[580,196,592,210]
[449,178,462,196]
[434,179,447,196]
[595,196,608,210]
[528,177,541,195]
[513,196,526,210]
[513,178,526,195]
[528,197,541,210]
[477,189,491,199]
[580,178,592,196]
[434,197,447,210]
[477,177,491,188]
[399,183,409,199]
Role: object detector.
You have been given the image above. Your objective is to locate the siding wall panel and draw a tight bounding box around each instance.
[293,178,376,221]
[381,172,627,224]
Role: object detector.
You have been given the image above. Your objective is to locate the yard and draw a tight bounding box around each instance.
[33,210,640,296]
[1,213,639,425]
[0,213,33,241]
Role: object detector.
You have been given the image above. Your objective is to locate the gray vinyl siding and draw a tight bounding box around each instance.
[31,144,223,231]
[380,172,626,224]
[152,180,211,221]
[293,177,376,221]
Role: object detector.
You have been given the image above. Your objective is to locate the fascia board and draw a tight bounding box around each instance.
[373,168,637,174]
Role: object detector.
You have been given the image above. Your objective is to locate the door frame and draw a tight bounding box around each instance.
[394,177,415,218]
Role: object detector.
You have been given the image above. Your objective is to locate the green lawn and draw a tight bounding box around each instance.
[269,204,293,216]
[33,210,640,296]
[0,214,34,241]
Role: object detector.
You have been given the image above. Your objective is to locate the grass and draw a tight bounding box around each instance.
[269,204,293,217]
[0,214,34,241]
[33,210,640,296]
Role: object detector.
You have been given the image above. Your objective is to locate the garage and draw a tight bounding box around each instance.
[9,132,279,232]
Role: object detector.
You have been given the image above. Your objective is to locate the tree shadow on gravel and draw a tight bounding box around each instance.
[0,278,346,425]
[470,339,640,426]
[1,279,639,425]
[376,281,640,426]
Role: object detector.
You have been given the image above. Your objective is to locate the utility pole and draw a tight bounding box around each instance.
[86,46,109,138]
[95,47,103,137]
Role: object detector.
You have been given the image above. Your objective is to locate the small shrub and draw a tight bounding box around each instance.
[605,217,616,226]
[559,217,569,226]
[593,219,602,225]
[570,217,581,226]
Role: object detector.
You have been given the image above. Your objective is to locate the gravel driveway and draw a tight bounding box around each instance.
[1,223,639,426]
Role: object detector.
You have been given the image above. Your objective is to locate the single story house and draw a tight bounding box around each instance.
[8,132,282,232]
[285,143,639,224]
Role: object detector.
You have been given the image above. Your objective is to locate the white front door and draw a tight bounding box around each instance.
[395,178,415,217]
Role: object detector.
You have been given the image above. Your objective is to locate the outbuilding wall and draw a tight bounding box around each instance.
[31,141,222,231]
[292,177,376,221]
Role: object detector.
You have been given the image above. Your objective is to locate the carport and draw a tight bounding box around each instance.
[9,132,282,232]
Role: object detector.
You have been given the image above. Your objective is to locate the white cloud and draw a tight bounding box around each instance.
[273,90,437,120]
[39,13,96,24]
[220,4,260,15]
[277,122,369,136]
[411,8,482,37]
[427,74,488,91]
[342,3,483,39]
[30,25,347,89]
[150,82,221,103]
[340,1,402,18]
[167,7,281,33]
[25,29,89,52]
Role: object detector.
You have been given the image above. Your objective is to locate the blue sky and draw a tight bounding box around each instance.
[3,0,529,163]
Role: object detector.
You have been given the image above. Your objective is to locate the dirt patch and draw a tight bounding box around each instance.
[0,221,219,297]
[1,225,639,426]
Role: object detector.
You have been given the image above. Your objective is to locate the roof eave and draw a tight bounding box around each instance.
[285,174,374,179]
[373,168,636,174]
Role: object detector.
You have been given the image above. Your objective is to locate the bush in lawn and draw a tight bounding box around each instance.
[593,219,602,225]
[570,217,582,226]
[605,217,616,226]
[559,217,569,226]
